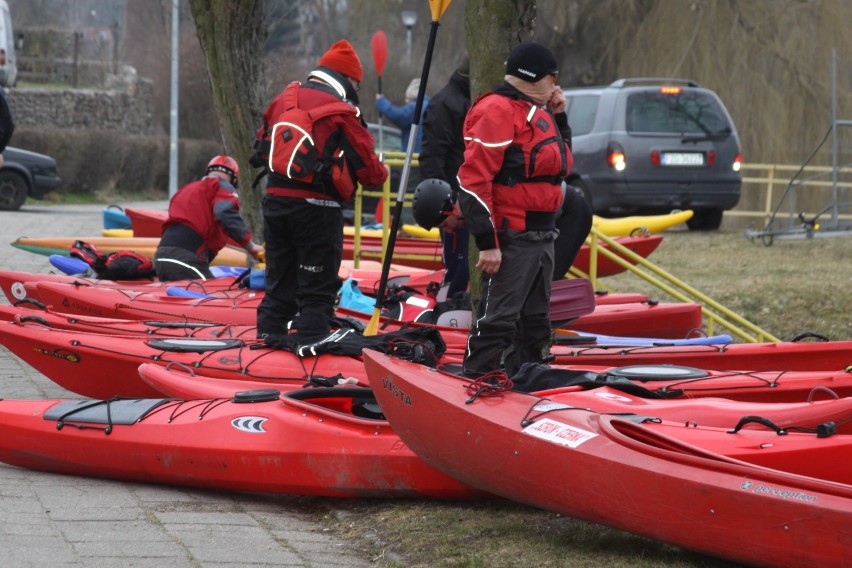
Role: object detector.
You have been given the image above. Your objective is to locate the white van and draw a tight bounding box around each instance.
[0,0,16,87]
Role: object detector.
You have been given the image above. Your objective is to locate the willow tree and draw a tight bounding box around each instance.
[462,0,537,308]
[188,0,267,234]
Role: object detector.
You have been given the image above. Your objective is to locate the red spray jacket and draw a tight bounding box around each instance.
[457,85,573,251]
[164,176,252,257]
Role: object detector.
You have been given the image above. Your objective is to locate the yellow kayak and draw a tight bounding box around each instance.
[592,210,693,236]
[402,211,693,239]
[401,224,441,239]
[102,228,134,238]
[343,226,387,239]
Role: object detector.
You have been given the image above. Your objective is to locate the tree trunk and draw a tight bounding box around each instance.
[188,0,267,235]
[463,0,537,310]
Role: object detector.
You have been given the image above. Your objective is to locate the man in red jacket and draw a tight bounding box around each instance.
[154,155,263,281]
[457,42,573,377]
[255,39,388,346]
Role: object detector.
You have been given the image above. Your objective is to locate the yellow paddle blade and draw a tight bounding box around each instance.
[429,0,453,21]
[364,308,382,336]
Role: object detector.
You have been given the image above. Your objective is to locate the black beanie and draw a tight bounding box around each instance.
[505,42,558,82]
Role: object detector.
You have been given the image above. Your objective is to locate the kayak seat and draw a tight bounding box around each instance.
[435,309,472,328]
[44,399,170,426]
[285,387,385,420]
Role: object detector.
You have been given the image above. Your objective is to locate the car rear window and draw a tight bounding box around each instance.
[626,90,731,135]
[566,94,599,136]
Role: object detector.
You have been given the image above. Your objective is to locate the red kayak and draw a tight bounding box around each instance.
[144,355,852,410]
[351,233,664,276]
[0,320,373,398]
[32,280,703,340]
[3,311,847,403]
[125,207,664,276]
[0,263,423,305]
[0,303,262,340]
[0,383,485,499]
[550,339,852,372]
[365,351,852,567]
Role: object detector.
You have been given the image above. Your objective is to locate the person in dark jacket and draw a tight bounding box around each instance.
[154,155,264,282]
[457,42,573,378]
[0,87,15,168]
[256,39,388,345]
[419,57,471,296]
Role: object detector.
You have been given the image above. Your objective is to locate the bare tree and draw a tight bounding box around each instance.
[188,0,267,233]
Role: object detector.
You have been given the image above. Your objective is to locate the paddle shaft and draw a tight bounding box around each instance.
[371,21,441,318]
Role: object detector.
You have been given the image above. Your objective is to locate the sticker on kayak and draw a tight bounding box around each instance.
[32,347,81,363]
[10,281,26,300]
[522,418,597,448]
[231,416,268,433]
[594,391,633,403]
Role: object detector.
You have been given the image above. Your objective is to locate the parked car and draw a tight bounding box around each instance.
[369,122,403,154]
[0,146,62,210]
[564,78,742,230]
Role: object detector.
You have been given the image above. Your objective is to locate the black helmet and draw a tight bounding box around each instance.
[412,178,454,230]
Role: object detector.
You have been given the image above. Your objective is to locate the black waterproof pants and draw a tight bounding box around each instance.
[441,226,470,296]
[552,186,593,280]
[153,245,213,282]
[257,195,344,341]
[463,230,556,377]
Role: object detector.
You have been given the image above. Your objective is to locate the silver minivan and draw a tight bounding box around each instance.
[0,0,16,87]
[565,79,742,230]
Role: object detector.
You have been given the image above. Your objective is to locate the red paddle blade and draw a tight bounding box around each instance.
[549,278,596,325]
[371,31,388,76]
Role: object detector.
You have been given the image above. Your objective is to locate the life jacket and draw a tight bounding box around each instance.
[163,177,239,258]
[459,91,572,235]
[253,81,360,200]
[70,240,155,281]
[490,95,570,187]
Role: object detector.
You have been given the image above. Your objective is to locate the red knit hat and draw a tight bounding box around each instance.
[318,40,363,83]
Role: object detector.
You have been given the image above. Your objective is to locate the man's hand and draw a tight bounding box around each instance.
[248,243,265,261]
[439,204,465,233]
[547,86,567,114]
[476,248,501,274]
[439,214,465,233]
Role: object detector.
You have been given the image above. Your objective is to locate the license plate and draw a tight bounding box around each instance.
[661,152,704,166]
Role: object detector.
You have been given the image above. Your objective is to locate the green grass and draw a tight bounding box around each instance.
[311,227,851,566]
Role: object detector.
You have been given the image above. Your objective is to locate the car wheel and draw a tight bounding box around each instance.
[0,171,28,211]
[686,208,724,231]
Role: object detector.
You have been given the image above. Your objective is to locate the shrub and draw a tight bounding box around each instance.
[11,128,224,199]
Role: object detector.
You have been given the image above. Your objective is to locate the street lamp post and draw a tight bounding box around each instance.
[401,10,417,64]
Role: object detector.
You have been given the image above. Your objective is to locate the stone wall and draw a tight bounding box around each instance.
[11,25,155,136]
[7,65,156,135]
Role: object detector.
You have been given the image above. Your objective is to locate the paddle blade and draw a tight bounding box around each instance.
[371,31,388,76]
[429,0,453,20]
[364,307,382,336]
[549,278,596,326]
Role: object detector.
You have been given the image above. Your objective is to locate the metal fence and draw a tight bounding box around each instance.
[726,162,852,230]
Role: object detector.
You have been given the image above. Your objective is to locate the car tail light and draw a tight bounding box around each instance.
[732,153,742,172]
[660,86,682,95]
[650,150,660,166]
[0,49,6,65]
[608,150,626,171]
[707,150,716,167]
